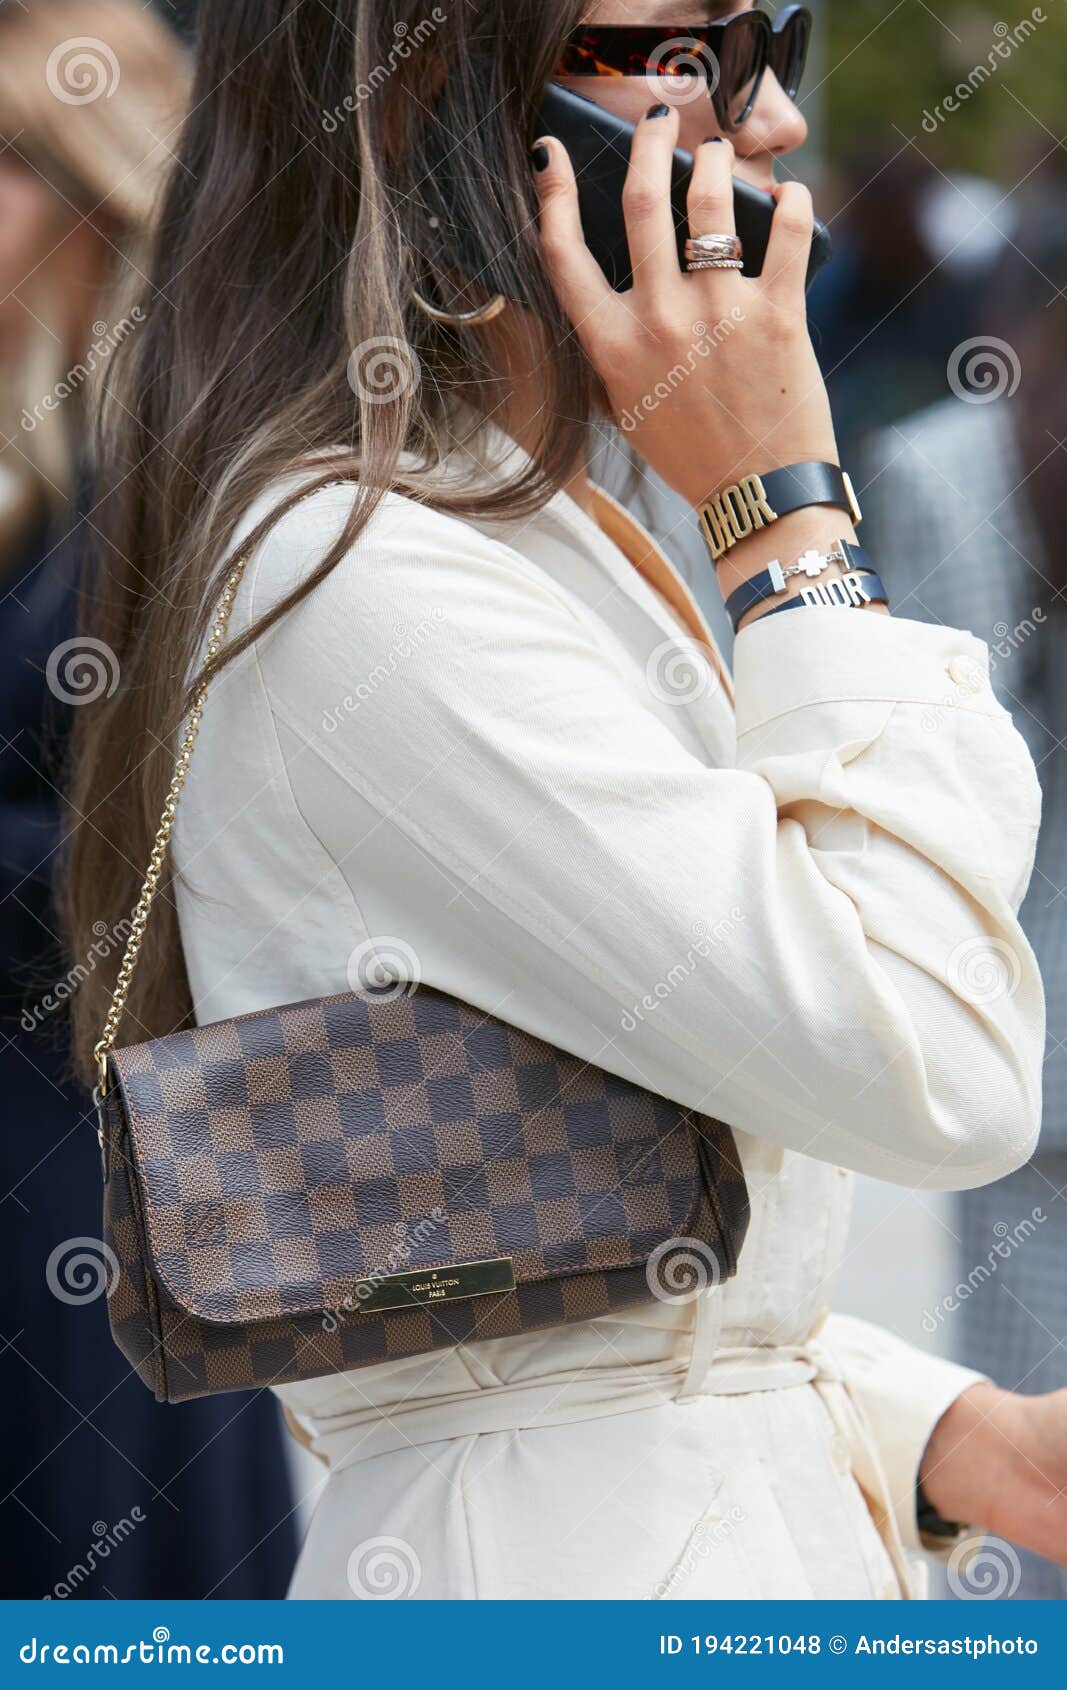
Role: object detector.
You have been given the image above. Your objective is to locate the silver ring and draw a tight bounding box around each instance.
[685,233,743,264]
[686,257,744,272]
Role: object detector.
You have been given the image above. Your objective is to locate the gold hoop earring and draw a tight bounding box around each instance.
[411,286,507,327]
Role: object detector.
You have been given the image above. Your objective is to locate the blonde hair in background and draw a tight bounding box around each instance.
[0,0,189,511]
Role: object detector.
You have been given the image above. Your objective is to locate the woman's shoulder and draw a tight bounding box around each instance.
[232,469,589,716]
[240,475,490,594]
[236,469,557,627]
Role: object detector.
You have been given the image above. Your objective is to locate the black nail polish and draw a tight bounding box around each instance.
[646,103,670,119]
[706,136,724,144]
[531,143,550,171]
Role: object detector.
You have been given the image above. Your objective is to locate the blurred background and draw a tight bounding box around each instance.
[812,0,1066,1606]
[1,0,1063,1600]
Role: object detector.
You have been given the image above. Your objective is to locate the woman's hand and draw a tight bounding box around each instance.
[531,103,838,512]
[920,1382,1067,1565]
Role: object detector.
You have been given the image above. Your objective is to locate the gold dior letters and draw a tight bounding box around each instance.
[699,474,779,559]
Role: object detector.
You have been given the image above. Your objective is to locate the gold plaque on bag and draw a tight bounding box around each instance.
[355,1257,516,1314]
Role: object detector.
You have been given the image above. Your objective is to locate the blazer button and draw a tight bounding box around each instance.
[947,654,984,692]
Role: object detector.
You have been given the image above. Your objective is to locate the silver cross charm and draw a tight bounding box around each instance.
[797,549,828,577]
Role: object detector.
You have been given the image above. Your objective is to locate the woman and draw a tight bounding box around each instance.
[64,1,1063,1600]
[1,0,296,1598]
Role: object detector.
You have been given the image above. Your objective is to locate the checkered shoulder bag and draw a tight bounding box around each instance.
[93,536,750,1403]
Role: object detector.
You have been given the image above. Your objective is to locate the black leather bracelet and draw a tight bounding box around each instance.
[916,1479,965,1541]
[725,539,855,629]
[727,541,883,628]
[700,461,862,561]
[756,567,887,619]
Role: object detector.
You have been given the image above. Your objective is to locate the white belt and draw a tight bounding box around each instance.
[286,1290,915,1599]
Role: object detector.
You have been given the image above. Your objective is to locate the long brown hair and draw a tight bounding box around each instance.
[63,0,592,1080]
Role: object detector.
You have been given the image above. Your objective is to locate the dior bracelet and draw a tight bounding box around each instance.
[724,539,856,631]
[699,461,862,562]
[757,566,888,620]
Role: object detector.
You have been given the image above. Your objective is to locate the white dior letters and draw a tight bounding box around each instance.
[799,570,872,610]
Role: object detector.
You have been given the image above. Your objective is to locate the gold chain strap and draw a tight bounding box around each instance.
[93,559,247,1093]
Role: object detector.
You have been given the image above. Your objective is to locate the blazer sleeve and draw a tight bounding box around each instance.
[257,490,1045,1191]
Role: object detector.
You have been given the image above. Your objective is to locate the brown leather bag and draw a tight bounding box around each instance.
[94,538,749,1403]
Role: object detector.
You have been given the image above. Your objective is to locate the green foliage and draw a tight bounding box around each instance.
[822,0,1063,176]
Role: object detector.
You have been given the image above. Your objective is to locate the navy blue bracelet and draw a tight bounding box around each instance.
[700,461,862,561]
[725,540,884,630]
[758,567,888,620]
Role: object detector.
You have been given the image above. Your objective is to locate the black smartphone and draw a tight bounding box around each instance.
[536,82,832,292]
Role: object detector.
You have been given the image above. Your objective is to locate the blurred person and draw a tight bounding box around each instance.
[858,199,1067,1599]
[808,150,1012,463]
[0,0,296,1598]
[52,0,1067,1603]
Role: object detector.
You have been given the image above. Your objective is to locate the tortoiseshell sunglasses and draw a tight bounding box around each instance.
[554,6,811,133]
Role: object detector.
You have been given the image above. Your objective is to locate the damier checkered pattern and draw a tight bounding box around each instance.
[101,985,749,1402]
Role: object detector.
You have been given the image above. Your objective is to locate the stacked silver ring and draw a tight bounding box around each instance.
[685,233,743,273]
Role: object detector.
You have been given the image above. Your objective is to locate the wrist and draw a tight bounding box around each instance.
[716,509,858,591]
[682,440,843,517]
[716,512,866,632]
[918,1382,1021,1533]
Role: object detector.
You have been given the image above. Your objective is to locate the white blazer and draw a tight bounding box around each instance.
[173,428,1043,1600]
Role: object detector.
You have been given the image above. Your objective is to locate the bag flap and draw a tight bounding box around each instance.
[109,987,708,1326]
